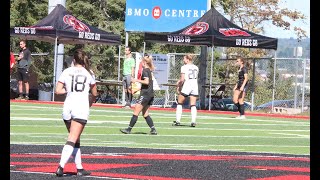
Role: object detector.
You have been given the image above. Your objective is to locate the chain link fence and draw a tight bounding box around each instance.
[11,52,310,114]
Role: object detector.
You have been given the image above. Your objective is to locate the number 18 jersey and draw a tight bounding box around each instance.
[180,64,199,96]
[58,66,96,120]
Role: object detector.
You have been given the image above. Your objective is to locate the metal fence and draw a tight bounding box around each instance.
[11,52,309,114]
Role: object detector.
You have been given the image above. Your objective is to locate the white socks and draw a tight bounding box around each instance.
[73,148,83,169]
[191,106,197,123]
[59,144,74,168]
[176,104,182,123]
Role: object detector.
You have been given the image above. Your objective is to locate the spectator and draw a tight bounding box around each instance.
[122,46,135,108]
[15,40,32,100]
[10,51,15,77]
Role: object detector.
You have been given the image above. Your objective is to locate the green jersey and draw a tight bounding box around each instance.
[123,57,135,76]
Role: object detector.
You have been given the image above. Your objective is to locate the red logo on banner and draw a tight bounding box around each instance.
[63,15,90,32]
[219,28,250,36]
[181,22,209,35]
[152,6,161,19]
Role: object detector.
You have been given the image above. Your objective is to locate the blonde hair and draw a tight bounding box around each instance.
[142,55,155,71]
[185,54,194,61]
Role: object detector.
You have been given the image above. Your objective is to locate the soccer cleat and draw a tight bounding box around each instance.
[77,169,91,176]
[120,128,131,134]
[15,96,24,100]
[24,96,29,100]
[235,115,246,119]
[150,128,157,135]
[172,121,180,126]
[190,122,196,127]
[55,166,64,177]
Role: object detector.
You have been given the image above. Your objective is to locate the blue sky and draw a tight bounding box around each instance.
[263,0,310,39]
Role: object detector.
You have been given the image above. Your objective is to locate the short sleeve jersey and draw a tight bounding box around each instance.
[140,68,154,97]
[238,67,248,85]
[58,66,96,104]
[123,57,135,76]
[181,64,199,87]
[17,48,32,69]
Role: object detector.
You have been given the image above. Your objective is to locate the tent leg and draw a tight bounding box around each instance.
[117,45,124,105]
[208,47,214,110]
[52,37,58,101]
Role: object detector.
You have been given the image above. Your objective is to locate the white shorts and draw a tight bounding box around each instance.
[62,99,89,121]
[181,83,198,96]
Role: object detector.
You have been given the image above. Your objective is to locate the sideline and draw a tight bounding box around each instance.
[10,100,310,120]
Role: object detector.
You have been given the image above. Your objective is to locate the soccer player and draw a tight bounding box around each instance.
[120,55,157,135]
[55,49,97,177]
[233,57,249,119]
[173,54,199,127]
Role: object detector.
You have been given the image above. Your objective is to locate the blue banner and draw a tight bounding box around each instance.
[125,0,208,32]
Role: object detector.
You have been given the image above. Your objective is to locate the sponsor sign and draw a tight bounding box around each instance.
[134,53,169,91]
[125,0,207,32]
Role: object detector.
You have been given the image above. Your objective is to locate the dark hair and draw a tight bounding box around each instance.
[125,46,131,52]
[236,56,250,68]
[73,49,93,75]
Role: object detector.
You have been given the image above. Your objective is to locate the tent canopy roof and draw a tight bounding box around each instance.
[144,7,277,50]
[10,4,121,45]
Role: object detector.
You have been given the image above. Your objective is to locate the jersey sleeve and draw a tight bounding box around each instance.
[243,67,248,74]
[180,65,186,74]
[142,69,151,80]
[57,70,67,84]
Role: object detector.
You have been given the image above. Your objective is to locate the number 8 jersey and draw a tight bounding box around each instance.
[180,64,199,96]
[58,66,96,121]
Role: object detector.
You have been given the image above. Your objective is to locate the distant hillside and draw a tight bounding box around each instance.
[276,38,310,58]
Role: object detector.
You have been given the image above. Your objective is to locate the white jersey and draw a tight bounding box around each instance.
[58,66,96,121]
[180,63,199,96]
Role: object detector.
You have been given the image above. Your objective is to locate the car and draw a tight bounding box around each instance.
[254,99,295,112]
[207,98,252,111]
[172,97,251,112]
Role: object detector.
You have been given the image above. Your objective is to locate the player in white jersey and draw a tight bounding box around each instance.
[173,54,199,127]
[55,49,97,177]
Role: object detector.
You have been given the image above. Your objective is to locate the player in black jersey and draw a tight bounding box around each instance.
[120,55,157,135]
[233,57,249,119]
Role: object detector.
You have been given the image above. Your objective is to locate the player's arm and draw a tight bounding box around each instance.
[133,76,149,85]
[240,73,249,91]
[89,84,98,107]
[55,81,66,94]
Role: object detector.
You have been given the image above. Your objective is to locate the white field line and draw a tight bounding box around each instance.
[9,171,129,180]
[269,132,309,137]
[10,132,309,139]
[10,141,308,148]
[9,124,310,132]
[11,105,309,123]
[10,117,309,127]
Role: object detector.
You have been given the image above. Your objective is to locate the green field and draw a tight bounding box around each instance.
[10,102,310,155]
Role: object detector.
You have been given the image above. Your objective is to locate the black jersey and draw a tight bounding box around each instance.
[140,68,154,97]
[238,67,248,85]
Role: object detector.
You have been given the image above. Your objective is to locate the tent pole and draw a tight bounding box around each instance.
[208,46,214,110]
[271,51,277,113]
[52,37,58,101]
[117,45,122,104]
[143,41,146,55]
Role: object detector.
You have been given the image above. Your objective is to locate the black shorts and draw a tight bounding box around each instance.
[17,68,30,82]
[136,95,154,107]
[236,83,248,92]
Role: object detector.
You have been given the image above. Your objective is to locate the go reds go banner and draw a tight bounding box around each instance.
[125,0,208,32]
